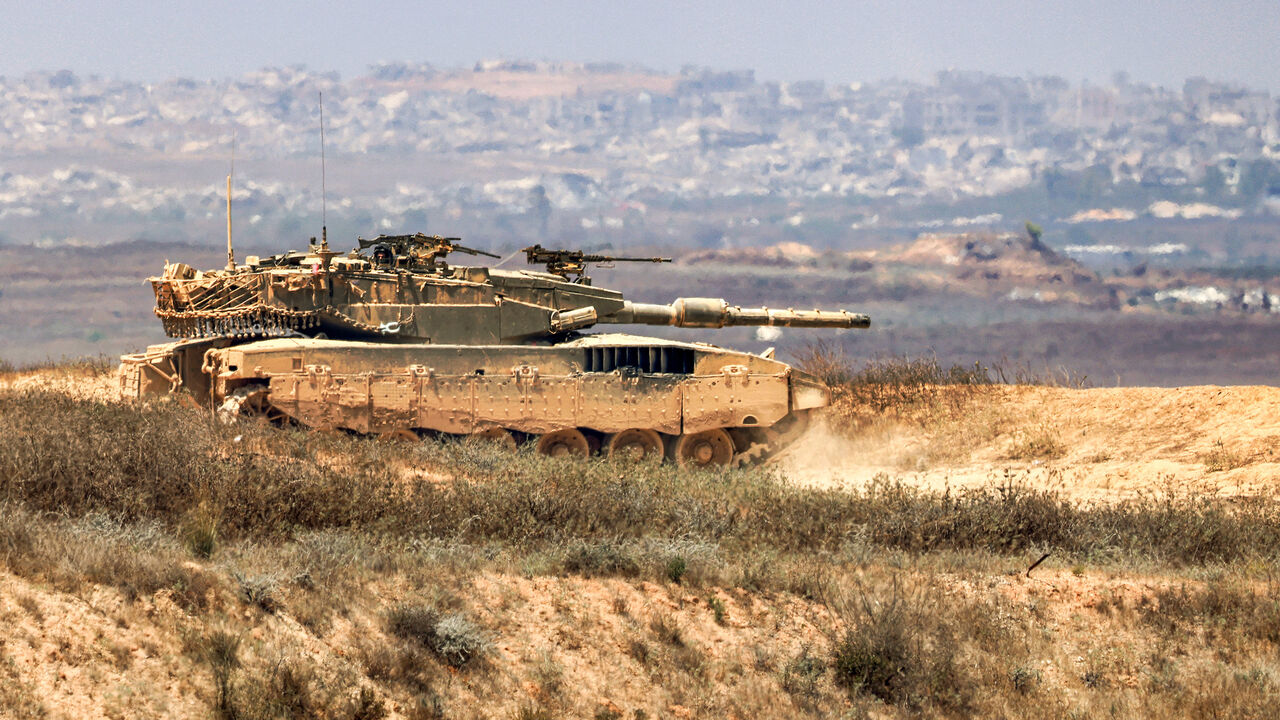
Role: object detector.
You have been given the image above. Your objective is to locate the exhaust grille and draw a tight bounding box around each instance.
[583,346,694,374]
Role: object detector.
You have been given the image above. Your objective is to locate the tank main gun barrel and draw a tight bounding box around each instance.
[603,298,870,329]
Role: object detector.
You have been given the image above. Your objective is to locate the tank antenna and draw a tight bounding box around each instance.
[225,133,236,271]
[319,91,328,251]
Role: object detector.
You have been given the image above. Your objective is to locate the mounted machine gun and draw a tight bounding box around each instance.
[523,244,671,283]
[359,233,501,271]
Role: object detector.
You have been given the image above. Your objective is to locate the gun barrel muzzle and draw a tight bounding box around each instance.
[606,298,870,329]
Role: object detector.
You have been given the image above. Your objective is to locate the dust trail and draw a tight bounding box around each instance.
[0,368,122,403]
[773,415,923,491]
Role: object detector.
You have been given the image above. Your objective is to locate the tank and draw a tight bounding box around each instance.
[119,232,870,468]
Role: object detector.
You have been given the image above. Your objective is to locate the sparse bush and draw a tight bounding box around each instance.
[649,613,684,647]
[626,638,651,666]
[182,504,220,558]
[386,604,491,668]
[5,387,1280,590]
[512,703,555,720]
[781,645,826,701]
[665,555,687,584]
[831,580,970,711]
[405,694,447,720]
[386,604,442,647]
[1202,440,1249,472]
[561,540,639,578]
[798,347,1087,433]
[1142,579,1280,643]
[0,652,46,719]
[1005,425,1067,460]
[797,347,993,420]
[234,571,282,614]
[199,630,241,718]
[1009,665,1041,695]
[531,649,564,698]
[0,390,404,539]
[707,596,727,625]
[0,506,221,610]
[346,687,388,720]
[431,613,492,668]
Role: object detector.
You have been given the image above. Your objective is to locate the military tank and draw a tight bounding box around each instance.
[119,232,869,468]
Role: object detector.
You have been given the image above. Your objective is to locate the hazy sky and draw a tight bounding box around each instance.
[3,0,1278,91]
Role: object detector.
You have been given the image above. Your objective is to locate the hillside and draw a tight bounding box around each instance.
[787,384,1280,502]
[1,363,1279,718]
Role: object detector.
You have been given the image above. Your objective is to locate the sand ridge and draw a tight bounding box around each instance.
[783,384,1280,502]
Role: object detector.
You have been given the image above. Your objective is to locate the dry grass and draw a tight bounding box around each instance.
[1005,424,1068,461]
[1201,440,1250,472]
[3,388,1280,569]
[797,346,1086,469]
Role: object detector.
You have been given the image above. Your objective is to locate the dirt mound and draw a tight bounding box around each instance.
[785,384,1280,502]
[684,240,829,268]
[853,231,1102,297]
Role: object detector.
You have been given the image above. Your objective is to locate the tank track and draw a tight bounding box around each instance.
[222,385,810,470]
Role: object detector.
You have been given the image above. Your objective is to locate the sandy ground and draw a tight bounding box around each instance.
[0,560,1241,720]
[0,367,123,403]
[782,385,1280,502]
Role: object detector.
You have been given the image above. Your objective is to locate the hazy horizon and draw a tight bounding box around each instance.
[4,0,1279,92]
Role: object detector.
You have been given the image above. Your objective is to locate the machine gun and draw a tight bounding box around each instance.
[523,244,671,283]
[359,233,500,270]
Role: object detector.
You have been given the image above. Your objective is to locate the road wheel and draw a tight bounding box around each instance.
[219,385,291,426]
[470,426,517,451]
[673,428,734,469]
[536,428,591,458]
[607,428,664,461]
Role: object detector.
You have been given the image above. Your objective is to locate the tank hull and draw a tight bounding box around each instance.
[120,333,826,467]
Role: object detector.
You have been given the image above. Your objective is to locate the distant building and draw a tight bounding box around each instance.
[902,71,1046,138]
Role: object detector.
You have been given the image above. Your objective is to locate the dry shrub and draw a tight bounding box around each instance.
[0,354,115,379]
[1005,424,1067,461]
[197,632,385,720]
[796,346,992,429]
[234,571,282,614]
[797,345,1087,434]
[0,506,222,610]
[560,540,640,578]
[1201,440,1249,472]
[829,578,971,712]
[199,629,241,718]
[5,389,1280,574]
[1142,579,1280,644]
[780,645,826,704]
[0,390,406,539]
[386,604,491,668]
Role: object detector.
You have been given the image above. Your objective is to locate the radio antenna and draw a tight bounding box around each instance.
[225,133,236,271]
[319,91,328,251]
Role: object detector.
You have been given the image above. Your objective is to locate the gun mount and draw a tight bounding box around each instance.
[523,244,671,283]
[358,233,501,271]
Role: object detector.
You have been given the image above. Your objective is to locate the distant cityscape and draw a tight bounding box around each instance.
[1,60,1278,257]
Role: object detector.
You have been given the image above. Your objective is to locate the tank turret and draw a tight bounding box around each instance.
[123,233,870,469]
[147,236,866,344]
